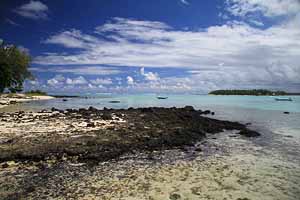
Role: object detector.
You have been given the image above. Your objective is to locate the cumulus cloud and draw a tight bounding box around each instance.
[66,76,88,85]
[140,67,160,81]
[28,80,38,85]
[14,0,49,20]
[127,76,134,85]
[47,74,65,86]
[110,76,194,94]
[90,78,113,85]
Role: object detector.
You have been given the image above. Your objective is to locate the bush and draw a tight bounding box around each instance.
[209,89,287,96]
[25,90,47,96]
[0,41,33,93]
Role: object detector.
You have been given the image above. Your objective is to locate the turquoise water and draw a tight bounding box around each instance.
[21,94,300,112]
[2,94,300,137]
[109,94,300,113]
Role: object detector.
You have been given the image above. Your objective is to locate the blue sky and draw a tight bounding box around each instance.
[1,0,300,94]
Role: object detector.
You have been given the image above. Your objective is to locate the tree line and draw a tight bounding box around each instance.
[209,89,287,96]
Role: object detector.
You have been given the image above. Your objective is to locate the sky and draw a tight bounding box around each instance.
[1,0,300,94]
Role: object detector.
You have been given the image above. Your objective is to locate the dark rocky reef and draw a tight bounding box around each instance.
[0,106,260,163]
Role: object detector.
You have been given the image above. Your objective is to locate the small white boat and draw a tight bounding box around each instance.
[275,97,292,101]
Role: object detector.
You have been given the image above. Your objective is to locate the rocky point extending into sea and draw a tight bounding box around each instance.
[0,106,259,163]
[0,106,264,199]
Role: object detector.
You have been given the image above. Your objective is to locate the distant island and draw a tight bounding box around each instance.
[209,89,299,96]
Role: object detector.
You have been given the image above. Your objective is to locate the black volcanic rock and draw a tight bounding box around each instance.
[238,129,261,137]
[202,110,211,115]
[183,106,195,112]
[0,107,260,163]
[88,106,98,112]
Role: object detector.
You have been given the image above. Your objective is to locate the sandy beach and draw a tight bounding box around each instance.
[0,94,54,109]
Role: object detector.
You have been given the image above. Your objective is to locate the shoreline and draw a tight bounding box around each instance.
[0,94,55,109]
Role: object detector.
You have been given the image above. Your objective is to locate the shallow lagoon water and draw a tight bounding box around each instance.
[6,94,300,112]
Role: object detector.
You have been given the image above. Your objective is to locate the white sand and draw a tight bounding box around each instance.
[0,111,126,139]
[0,94,54,109]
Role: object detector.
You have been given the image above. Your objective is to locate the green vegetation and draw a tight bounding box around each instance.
[0,40,33,93]
[25,90,47,96]
[209,89,287,96]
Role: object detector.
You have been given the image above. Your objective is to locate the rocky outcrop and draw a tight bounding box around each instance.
[0,106,260,163]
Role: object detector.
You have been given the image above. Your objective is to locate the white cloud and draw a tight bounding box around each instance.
[47,75,89,87]
[88,83,95,88]
[47,74,65,86]
[43,29,97,48]
[225,0,300,17]
[14,0,49,20]
[36,17,300,69]
[90,78,113,85]
[95,17,171,34]
[112,76,194,93]
[127,76,134,85]
[248,19,264,27]
[140,67,160,81]
[180,0,189,5]
[66,76,88,85]
[30,66,122,75]
[29,80,38,85]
